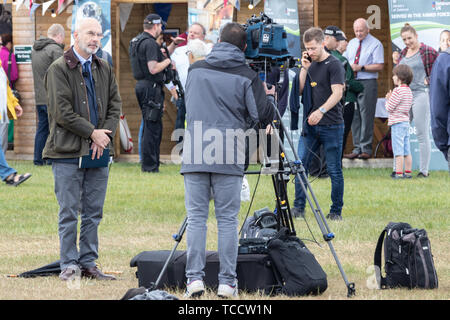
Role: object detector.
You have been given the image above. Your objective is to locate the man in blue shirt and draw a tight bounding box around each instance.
[343,18,384,160]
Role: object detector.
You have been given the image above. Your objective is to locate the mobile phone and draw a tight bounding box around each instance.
[306,53,312,62]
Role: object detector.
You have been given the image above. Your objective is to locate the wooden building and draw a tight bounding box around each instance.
[9,0,392,160]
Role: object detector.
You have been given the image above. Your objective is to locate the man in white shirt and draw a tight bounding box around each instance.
[343,18,384,160]
[167,23,207,133]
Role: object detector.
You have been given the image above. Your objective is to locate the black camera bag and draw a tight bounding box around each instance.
[267,228,328,296]
[130,250,280,293]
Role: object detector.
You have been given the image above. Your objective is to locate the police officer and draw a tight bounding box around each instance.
[130,14,171,172]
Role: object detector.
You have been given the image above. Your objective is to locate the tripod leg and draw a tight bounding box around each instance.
[151,216,188,290]
[272,172,296,235]
[269,108,356,297]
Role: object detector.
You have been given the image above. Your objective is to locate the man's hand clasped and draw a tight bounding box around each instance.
[90,129,112,159]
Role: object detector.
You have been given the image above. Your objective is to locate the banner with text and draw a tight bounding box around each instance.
[71,0,112,55]
[264,0,301,161]
[187,0,234,44]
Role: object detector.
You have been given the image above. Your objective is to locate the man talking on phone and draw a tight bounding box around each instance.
[292,27,346,221]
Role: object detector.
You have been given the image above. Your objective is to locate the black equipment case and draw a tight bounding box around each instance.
[130,250,279,293]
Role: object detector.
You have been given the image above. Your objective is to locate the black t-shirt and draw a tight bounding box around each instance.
[308,54,345,125]
[136,32,165,83]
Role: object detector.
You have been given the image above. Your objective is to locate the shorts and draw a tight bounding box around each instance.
[391,121,411,157]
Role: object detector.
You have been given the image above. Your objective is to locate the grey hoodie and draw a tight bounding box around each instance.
[180,42,275,176]
[31,37,64,105]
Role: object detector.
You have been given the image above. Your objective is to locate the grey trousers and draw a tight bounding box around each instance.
[184,172,243,286]
[52,162,109,270]
[411,91,431,175]
[352,79,378,155]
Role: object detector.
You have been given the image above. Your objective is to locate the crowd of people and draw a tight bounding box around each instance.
[0,33,31,186]
[0,12,448,300]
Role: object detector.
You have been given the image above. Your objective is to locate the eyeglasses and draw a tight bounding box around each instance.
[185,50,192,56]
[86,31,103,39]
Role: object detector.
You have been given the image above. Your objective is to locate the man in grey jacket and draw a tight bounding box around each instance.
[181,22,275,299]
[31,24,65,166]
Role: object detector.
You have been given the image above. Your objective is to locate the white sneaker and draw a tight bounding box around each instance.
[183,280,205,298]
[217,282,238,298]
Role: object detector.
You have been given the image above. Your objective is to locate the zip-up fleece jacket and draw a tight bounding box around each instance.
[43,47,121,159]
[430,48,450,156]
[31,37,64,105]
[180,42,275,176]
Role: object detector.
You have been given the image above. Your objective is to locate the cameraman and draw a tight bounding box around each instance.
[130,14,172,173]
[181,22,275,299]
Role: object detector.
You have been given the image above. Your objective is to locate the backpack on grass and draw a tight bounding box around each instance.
[374,222,438,289]
[267,228,327,296]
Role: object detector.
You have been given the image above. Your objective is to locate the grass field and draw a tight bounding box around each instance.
[0,160,449,300]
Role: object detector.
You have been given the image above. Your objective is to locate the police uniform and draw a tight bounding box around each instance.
[130,18,167,172]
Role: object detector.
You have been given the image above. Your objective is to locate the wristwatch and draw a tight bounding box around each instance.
[361,65,366,72]
[319,107,327,114]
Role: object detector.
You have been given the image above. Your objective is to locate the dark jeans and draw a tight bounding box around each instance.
[34,104,50,165]
[175,97,186,130]
[135,81,164,172]
[175,97,186,144]
[342,102,355,155]
[294,123,345,215]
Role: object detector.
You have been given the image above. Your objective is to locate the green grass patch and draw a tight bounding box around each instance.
[0,160,449,300]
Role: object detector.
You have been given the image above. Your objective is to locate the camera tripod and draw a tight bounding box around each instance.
[264,91,356,297]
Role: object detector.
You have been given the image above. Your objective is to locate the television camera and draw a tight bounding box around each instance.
[242,12,298,72]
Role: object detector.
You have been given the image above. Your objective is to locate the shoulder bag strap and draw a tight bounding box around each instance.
[374,229,388,289]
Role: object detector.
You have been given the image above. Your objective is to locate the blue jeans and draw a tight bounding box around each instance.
[34,105,50,165]
[138,120,143,162]
[294,123,345,215]
[391,122,411,157]
[0,146,16,181]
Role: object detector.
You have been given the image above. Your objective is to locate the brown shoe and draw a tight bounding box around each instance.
[59,265,81,281]
[358,152,371,160]
[343,152,359,159]
[81,266,116,280]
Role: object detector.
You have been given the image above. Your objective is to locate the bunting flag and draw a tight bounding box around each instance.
[57,0,64,13]
[58,0,73,14]
[30,3,41,17]
[42,0,56,16]
[119,3,133,32]
[153,3,172,29]
[234,0,240,11]
[15,0,26,11]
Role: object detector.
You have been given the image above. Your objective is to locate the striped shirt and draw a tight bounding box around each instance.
[385,85,413,126]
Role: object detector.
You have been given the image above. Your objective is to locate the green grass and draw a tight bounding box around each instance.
[0,160,449,300]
